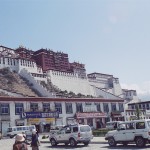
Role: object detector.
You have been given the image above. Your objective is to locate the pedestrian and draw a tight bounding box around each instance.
[22,132,26,140]
[36,128,39,137]
[31,129,40,150]
[13,134,28,150]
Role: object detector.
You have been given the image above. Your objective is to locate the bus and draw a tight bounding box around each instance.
[7,125,36,138]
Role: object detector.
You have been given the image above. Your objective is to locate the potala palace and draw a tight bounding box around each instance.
[0,45,147,136]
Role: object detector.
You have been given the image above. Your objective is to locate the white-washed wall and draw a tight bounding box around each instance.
[47,70,95,96]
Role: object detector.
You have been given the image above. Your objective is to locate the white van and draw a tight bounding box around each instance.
[7,125,36,138]
[106,121,123,130]
[49,124,93,147]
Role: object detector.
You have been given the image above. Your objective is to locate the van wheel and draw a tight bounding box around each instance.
[69,138,77,147]
[135,137,146,147]
[83,141,89,146]
[108,137,116,147]
[50,138,57,146]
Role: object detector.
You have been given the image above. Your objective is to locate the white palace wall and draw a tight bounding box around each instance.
[47,70,95,96]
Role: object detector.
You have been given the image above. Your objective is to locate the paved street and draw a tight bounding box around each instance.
[1,136,150,150]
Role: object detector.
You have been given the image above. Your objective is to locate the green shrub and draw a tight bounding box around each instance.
[92,129,111,137]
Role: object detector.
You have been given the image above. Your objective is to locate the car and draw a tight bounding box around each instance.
[49,124,93,147]
[105,119,150,147]
[106,121,123,130]
[50,125,65,134]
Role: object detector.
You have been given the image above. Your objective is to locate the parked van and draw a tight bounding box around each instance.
[106,121,123,130]
[7,125,36,138]
[49,124,93,147]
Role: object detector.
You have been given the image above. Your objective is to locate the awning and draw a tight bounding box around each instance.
[76,112,106,118]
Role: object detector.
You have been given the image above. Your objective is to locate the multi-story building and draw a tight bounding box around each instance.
[69,62,87,79]
[33,48,70,72]
[0,96,124,136]
[87,72,123,97]
[125,100,150,121]
[15,46,34,60]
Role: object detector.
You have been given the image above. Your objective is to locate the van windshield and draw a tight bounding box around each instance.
[80,126,90,132]
[7,128,12,132]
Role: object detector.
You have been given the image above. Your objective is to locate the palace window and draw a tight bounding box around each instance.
[55,103,62,114]
[15,103,24,115]
[76,103,83,112]
[111,103,116,111]
[43,103,50,112]
[119,103,124,112]
[95,103,101,112]
[103,103,109,113]
[66,103,73,114]
[0,103,9,115]
[30,103,38,112]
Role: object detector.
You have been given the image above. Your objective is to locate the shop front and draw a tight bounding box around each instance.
[76,112,106,129]
[21,111,59,132]
[111,111,124,121]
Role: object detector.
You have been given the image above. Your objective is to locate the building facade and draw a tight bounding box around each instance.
[0,97,124,136]
[125,101,150,121]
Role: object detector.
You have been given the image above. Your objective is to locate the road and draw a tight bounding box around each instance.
[1,136,150,150]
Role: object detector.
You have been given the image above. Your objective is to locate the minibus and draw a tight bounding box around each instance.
[7,125,36,138]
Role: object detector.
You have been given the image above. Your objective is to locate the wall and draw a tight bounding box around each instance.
[47,70,95,96]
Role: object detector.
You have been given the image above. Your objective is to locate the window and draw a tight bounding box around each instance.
[131,105,135,109]
[30,103,38,112]
[111,103,116,111]
[95,103,101,112]
[66,103,73,114]
[3,57,5,64]
[146,103,149,109]
[55,103,62,114]
[43,103,50,112]
[73,127,78,132]
[103,103,109,112]
[136,122,145,129]
[76,103,83,112]
[0,103,9,115]
[15,103,24,115]
[119,103,124,112]
[143,104,145,109]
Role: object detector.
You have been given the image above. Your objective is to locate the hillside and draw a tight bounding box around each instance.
[0,68,38,97]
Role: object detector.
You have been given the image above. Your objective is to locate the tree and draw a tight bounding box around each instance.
[135,104,141,120]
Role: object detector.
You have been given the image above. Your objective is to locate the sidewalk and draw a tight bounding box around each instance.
[39,135,107,144]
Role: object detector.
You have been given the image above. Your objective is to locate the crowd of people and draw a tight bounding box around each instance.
[13,129,40,150]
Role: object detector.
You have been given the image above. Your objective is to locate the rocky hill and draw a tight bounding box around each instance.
[0,68,38,97]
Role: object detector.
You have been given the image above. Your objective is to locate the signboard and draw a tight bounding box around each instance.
[76,112,106,118]
[21,111,59,119]
[28,118,55,124]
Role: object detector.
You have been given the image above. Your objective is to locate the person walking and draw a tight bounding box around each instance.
[31,130,40,150]
[13,134,28,150]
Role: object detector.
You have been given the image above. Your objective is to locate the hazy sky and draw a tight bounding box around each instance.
[1,0,150,99]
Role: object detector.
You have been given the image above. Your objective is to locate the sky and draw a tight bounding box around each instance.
[0,0,150,100]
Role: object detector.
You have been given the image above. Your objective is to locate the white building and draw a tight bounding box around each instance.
[0,96,124,136]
